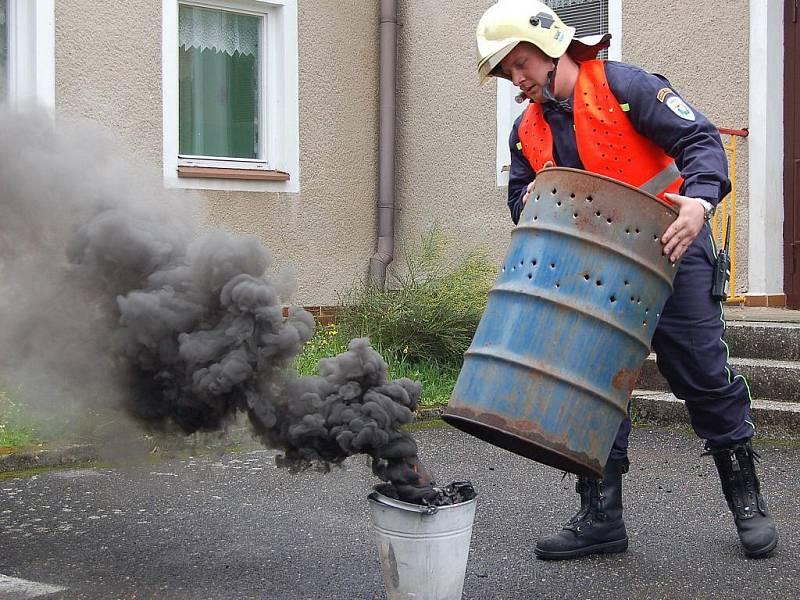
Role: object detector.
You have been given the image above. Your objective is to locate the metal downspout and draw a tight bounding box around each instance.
[369,0,398,284]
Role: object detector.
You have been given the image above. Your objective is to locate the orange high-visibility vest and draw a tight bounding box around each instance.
[517,60,683,203]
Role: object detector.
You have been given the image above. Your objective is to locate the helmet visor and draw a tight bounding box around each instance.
[477,41,518,84]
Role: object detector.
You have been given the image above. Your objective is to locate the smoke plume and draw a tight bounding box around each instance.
[0,108,432,499]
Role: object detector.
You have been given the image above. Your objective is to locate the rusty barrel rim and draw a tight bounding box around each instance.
[441,410,603,478]
[540,166,680,217]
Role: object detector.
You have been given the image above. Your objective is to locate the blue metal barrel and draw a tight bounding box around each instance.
[443,168,678,477]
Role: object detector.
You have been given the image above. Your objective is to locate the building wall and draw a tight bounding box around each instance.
[54,0,381,306]
[622,0,750,291]
[51,0,753,304]
[395,0,512,274]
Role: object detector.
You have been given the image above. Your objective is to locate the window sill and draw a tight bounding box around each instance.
[177,166,290,181]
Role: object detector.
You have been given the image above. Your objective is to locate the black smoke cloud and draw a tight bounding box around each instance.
[0,108,431,498]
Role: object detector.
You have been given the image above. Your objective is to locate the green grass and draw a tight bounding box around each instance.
[295,324,458,408]
[0,387,42,450]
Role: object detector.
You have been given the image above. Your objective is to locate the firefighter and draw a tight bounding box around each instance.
[476,0,777,559]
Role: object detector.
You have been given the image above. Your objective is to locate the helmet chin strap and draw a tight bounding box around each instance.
[541,56,572,111]
[541,57,560,103]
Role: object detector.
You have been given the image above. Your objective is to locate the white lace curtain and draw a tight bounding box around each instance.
[179,5,260,57]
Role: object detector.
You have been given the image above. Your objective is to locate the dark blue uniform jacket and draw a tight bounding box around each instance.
[507,61,731,225]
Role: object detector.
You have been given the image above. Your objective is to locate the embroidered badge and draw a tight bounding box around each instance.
[665,95,696,121]
[656,87,673,103]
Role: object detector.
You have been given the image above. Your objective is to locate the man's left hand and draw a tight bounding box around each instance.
[661,193,707,262]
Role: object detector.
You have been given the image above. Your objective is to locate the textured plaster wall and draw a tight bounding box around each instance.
[622,0,750,292]
[394,1,513,273]
[55,1,164,164]
[54,0,380,306]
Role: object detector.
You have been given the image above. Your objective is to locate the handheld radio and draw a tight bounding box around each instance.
[711,215,732,302]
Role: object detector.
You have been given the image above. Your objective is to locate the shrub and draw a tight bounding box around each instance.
[337,225,496,368]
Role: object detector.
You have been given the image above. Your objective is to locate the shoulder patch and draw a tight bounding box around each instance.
[665,95,696,121]
[656,87,673,103]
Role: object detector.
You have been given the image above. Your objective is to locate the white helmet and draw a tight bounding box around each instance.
[476,0,611,84]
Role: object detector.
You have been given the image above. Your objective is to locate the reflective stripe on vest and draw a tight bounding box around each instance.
[517,59,683,204]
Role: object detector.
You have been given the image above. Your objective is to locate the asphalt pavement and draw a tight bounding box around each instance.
[1,424,798,600]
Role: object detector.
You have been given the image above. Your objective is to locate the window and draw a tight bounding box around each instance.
[547,0,611,58]
[1,0,55,108]
[162,0,299,192]
[495,0,621,186]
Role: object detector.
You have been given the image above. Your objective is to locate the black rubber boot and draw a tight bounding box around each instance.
[534,457,629,560]
[706,440,778,558]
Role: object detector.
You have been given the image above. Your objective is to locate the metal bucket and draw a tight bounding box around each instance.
[368,491,477,600]
[443,168,678,477]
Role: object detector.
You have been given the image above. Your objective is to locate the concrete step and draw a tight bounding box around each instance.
[723,320,800,360]
[637,354,800,403]
[631,390,800,439]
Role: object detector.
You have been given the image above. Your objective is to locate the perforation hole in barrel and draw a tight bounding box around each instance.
[606,217,613,224]
[555,282,560,289]
[528,273,533,280]
[531,259,538,267]
[583,273,590,281]
[556,200,562,207]
[573,212,578,219]
[596,280,603,287]
[552,188,557,195]
[609,295,617,303]
[550,262,556,270]
[586,195,593,203]
[570,192,576,199]
[595,211,601,217]
[624,280,630,286]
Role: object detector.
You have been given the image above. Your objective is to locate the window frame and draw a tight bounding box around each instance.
[495,0,621,187]
[162,0,299,192]
[3,0,55,109]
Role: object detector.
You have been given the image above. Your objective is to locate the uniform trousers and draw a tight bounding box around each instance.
[609,224,754,461]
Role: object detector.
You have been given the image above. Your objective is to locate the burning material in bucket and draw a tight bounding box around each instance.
[375,478,477,507]
[444,168,679,477]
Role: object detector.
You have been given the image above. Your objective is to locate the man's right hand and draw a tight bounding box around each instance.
[522,181,536,206]
[522,162,553,205]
